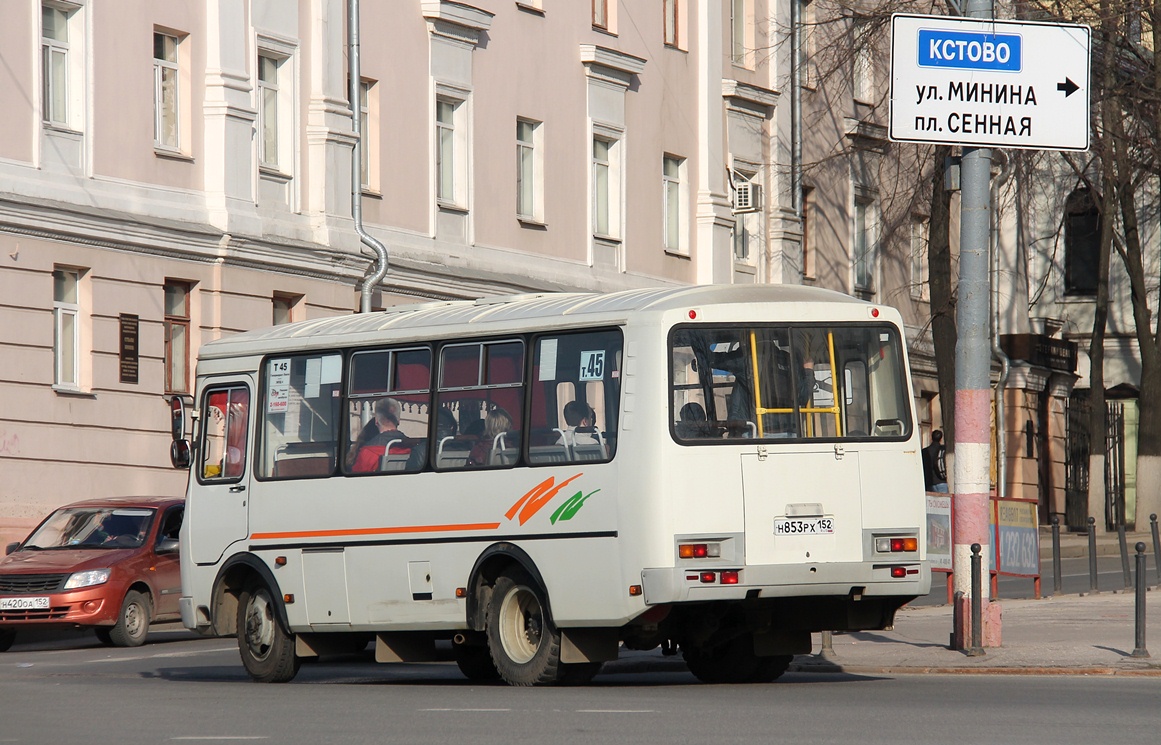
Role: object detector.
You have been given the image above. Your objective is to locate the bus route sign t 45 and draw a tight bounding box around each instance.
[889,14,1091,151]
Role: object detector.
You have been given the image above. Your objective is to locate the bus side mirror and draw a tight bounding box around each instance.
[171,439,192,470]
[170,396,187,441]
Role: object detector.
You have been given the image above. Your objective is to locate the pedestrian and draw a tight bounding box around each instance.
[924,430,948,493]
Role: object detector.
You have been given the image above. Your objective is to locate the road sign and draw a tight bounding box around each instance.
[889,14,1090,150]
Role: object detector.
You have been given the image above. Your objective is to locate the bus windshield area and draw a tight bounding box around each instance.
[670,324,911,443]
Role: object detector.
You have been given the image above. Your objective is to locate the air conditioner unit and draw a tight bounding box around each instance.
[732,181,761,214]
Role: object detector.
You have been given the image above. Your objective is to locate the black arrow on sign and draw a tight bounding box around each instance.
[1057,78,1079,97]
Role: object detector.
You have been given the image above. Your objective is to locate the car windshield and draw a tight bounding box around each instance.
[22,507,155,550]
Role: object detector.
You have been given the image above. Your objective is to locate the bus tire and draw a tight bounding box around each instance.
[683,634,766,684]
[486,566,564,686]
[109,590,151,647]
[751,654,793,683]
[237,580,300,683]
[454,644,501,682]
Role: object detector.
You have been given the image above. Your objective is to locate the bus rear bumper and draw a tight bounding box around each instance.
[640,561,930,605]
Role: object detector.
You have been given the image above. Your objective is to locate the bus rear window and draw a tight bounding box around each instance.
[670,325,911,443]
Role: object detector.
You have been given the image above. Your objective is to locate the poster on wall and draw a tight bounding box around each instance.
[926,492,952,571]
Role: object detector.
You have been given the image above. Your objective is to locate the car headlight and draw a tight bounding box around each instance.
[63,568,111,589]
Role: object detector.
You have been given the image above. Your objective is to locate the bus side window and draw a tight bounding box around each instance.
[344,347,432,475]
[258,353,343,479]
[527,330,622,465]
[435,341,524,470]
[199,385,249,482]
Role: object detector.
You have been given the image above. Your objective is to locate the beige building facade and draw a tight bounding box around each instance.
[0,0,939,545]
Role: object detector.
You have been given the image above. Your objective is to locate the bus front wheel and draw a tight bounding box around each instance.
[485,566,568,686]
[237,580,300,683]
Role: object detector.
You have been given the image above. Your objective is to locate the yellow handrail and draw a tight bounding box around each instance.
[746,329,843,438]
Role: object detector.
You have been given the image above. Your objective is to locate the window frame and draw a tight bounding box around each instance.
[663,154,687,255]
[196,385,251,484]
[852,196,877,295]
[41,2,75,129]
[1063,187,1100,296]
[164,280,191,395]
[434,92,469,208]
[910,217,930,301]
[153,31,180,151]
[591,130,622,241]
[593,0,608,30]
[53,267,80,389]
[663,0,678,47]
[257,53,282,171]
[516,118,543,222]
[731,0,748,66]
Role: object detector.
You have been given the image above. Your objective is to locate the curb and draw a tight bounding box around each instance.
[792,664,1161,677]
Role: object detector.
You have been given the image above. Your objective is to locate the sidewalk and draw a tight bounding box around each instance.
[1041,526,1156,561]
[789,589,1161,676]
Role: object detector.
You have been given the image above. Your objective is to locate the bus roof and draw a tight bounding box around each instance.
[197,284,879,360]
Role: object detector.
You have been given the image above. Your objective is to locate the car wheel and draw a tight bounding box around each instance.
[109,590,152,648]
[237,579,299,683]
[485,566,569,686]
[94,627,114,646]
[0,629,15,653]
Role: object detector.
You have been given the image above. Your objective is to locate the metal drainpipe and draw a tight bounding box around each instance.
[350,0,388,313]
[791,0,802,221]
[990,150,1011,499]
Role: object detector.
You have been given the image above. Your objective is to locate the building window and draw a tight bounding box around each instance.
[593,0,608,29]
[358,79,377,190]
[663,0,678,46]
[731,0,748,65]
[273,293,302,326]
[516,118,542,221]
[153,32,179,150]
[257,55,282,169]
[732,169,758,261]
[911,217,930,301]
[592,134,621,239]
[41,3,75,128]
[663,155,686,254]
[53,268,80,388]
[164,281,191,394]
[1064,187,1100,296]
[852,16,874,104]
[853,198,876,294]
[435,95,468,207]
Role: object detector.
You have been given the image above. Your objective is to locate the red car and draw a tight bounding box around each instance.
[0,496,184,652]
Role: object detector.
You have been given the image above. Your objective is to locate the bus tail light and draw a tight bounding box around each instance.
[679,542,721,559]
[876,536,919,553]
[719,570,739,585]
[890,567,907,579]
[699,572,716,583]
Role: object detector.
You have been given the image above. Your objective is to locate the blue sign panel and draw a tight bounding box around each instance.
[918,29,1022,73]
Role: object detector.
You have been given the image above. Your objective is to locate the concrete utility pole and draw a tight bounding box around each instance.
[952,0,999,647]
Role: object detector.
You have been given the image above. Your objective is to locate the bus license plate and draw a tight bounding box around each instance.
[0,596,50,611]
[774,518,834,536]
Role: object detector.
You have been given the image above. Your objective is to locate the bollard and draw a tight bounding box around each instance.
[1052,516,1062,595]
[1151,514,1160,586]
[818,630,835,660]
[1131,542,1150,659]
[968,543,985,656]
[1087,516,1099,594]
[1119,524,1132,590]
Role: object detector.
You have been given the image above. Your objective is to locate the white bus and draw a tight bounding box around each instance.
[172,284,928,686]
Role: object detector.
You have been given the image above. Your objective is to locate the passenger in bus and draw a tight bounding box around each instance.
[350,397,405,473]
[467,407,513,466]
[556,401,598,446]
[675,401,714,439]
[726,356,814,437]
[406,407,457,470]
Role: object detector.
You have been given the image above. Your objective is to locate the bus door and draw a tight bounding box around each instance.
[189,379,253,565]
[741,447,864,566]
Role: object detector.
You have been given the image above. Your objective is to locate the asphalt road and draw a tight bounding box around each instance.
[2,627,1159,745]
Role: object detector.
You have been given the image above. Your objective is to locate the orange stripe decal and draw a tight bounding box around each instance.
[250,522,501,541]
[506,473,583,526]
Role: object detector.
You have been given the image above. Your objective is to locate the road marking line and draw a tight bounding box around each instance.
[87,646,235,664]
[170,738,269,741]
[420,708,511,712]
[576,710,655,713]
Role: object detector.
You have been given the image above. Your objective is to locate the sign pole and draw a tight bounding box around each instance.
[951,0,998,649]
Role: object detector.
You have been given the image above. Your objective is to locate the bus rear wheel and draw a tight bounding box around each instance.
[237,580,300,683]
[683,634,790,684]
[486,566,567,686]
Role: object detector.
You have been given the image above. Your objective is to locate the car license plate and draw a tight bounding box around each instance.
[0,596,51,611]
[774,517,834,535]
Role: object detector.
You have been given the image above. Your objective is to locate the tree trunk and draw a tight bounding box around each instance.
[928,145,957,450]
